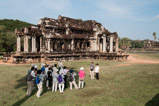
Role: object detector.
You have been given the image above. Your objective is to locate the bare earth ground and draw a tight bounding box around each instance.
[0,54,159,66]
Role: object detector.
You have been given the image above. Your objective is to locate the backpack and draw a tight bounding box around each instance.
[57,74,63,83]
[69,73,74,82]
[26,74,33,81]
[36,76,40,84]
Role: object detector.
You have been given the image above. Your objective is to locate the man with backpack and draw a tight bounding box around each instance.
[89,62,95,79]
[58,73,65,93]
[69,70,78,90]
[26,67,37,96]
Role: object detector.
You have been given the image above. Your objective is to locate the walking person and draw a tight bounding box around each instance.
[58,73,65,93]
[69,70,78,90]
[94,63,100,80]
[52,71,59,92]
[89,62,95,79]
[78,67,85,89]
[36,71,45,98]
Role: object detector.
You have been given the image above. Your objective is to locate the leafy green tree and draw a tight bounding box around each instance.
[0,19,31,53]
[119,37,131,49]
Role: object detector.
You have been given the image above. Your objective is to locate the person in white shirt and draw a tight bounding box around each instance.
[94,63,100,80]
[58,60,63,71]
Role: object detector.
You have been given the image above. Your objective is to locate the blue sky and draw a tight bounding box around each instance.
[0,0,159,40]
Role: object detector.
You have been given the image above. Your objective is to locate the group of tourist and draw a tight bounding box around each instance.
[26,60,100,98]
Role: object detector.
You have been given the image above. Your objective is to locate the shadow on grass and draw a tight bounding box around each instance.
[12,88,37,106]
[145,93,159,106]
[12,66,80,105]
[14,76,27,89]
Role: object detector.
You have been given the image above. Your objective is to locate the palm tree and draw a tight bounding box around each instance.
[152,32,157,41]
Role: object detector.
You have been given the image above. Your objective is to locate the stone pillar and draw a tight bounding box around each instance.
[48,39,51,52]
[109,36,113,53]
[115,38,119,52]
[66,28,70,35]
[50,41,53,52]
[32,36,36,52]
[24,36,29,52]
[40,37,43,52]
[17,36,21,52]
[71,39,74,50]
[103,35,106,52]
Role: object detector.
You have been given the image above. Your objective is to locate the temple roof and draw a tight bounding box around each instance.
[16,15,114,38]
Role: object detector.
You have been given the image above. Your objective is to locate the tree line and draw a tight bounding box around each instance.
[0,19,31,53]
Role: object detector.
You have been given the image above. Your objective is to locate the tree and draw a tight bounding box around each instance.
[152,32,157,41]
[119,37,131,49]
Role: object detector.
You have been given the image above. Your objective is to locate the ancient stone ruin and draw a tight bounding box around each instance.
[9,15,128,63]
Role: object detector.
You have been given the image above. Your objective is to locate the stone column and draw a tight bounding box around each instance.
[71,39,74,50]
[48,39,51,52]
[109,36,113,53]
[115,38,119,52]
[50,41,53,52]
[103,35,106,52]
[32,36,36,52]
[17,36,21,52]
[40,37,43,52]
[66,28,70,35]
[24,36,29,52]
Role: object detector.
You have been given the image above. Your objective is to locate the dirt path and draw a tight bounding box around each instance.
[115,55,159,67]
[0,54,159,66]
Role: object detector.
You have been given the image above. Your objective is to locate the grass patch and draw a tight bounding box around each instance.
[0,59,159,106]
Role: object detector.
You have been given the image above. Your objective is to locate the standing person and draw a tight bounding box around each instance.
[47,67,53,89]
[58,60,63,71]
[36,71,45,98]
[63,66,69,89]
[52,70,59,92]
[26,67,37,96]
[94,63,100,80]
[78,67,85,89]
[53,64,58,73]
[69,70,78,90]
[89,62,95,79]
[28,64,35,74]
[45,64,49,87]
[41,63,45,72]
[57,73,65,93]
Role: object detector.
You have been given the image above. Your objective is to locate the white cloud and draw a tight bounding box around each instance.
[154,15,159,19]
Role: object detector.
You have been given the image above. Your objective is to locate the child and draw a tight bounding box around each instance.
[69,70,78,90]
[78,67,85,89]
[52,71,59,92]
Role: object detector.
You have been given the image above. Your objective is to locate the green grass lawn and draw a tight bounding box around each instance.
[0,59,159,106]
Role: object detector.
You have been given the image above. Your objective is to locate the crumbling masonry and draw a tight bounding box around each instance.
[13,15,128,63]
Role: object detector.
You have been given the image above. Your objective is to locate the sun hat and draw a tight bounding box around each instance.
[80,67,84,70]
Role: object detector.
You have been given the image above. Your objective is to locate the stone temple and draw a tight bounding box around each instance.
[12,15,128,63]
